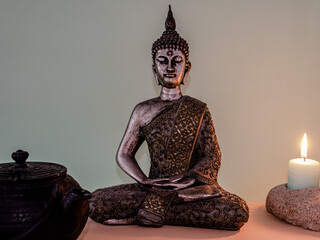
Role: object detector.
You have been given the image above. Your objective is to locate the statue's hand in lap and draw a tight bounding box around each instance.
[141,174,195,191]
[178,184,222,202]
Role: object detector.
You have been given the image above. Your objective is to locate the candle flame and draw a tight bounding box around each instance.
[301,133,307,159]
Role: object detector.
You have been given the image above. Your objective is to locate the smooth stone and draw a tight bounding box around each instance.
[266,183,320,231]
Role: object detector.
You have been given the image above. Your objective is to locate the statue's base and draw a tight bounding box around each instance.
[266,183,320,231]
[80,203,320,240]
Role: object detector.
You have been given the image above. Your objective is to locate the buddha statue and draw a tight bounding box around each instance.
[89,6,249,230]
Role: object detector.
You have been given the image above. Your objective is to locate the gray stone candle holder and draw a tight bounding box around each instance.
[266,184,320,231]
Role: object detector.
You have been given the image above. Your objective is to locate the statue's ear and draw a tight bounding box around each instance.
[182,61,191,85]
[152,65,161,85]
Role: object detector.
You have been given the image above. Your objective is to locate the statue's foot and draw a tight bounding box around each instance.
[136,209,164,227]
[104,217,135,225]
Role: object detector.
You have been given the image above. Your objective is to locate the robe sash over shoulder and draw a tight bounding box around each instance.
[141,96,207,179]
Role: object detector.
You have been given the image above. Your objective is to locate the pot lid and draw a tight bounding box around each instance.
[0,150,67,184]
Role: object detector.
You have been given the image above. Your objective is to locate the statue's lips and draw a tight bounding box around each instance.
[163,74,176,78]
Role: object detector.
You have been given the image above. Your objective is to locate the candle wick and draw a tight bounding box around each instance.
[303,157,306,162]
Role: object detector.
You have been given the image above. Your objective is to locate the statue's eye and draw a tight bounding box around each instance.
[156,57,168,64]
[174,56,183,63]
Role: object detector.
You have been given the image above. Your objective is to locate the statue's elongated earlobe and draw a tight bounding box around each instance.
[153,65,161,85]
[182,62,191,85]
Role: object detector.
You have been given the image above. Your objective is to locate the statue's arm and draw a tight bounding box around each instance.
[116,104,186,188]
[116,103,195,190]
[178,107,222,201]
[116,105,149,184]
[188,107,221,184]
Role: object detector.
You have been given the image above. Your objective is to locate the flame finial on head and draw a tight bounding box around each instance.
[152,5,189,65]
[165,5,176,31]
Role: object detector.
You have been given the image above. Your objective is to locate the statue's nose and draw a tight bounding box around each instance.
[166,62,175,73]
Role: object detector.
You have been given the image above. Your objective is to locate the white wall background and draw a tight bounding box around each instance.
[0,0,319,202]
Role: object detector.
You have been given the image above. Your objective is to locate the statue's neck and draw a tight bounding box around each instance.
[160,86,183,101]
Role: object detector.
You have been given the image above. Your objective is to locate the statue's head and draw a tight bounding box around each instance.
[152,6,191,87]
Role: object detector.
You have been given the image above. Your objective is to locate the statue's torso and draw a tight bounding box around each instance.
[140,96,207,179]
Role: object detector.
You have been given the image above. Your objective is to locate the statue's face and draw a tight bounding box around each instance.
[154,49,186,88]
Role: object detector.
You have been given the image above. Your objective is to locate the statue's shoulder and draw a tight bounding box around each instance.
[130,97,161,125]
[184,96,207,108]
[133,97,159,113]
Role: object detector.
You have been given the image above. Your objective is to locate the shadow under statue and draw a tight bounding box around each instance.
[89,6,249,230]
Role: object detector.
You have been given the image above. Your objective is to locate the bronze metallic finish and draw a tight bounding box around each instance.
[89,5,249,230]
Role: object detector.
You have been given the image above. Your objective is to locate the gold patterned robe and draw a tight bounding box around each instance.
[139,96,221,219]
[142,96,219,180]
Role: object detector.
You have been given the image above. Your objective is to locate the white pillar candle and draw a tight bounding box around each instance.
[287,133,320,190]
[288,158,320,189]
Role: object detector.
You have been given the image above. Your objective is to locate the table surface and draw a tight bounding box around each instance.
[78,202,320,240]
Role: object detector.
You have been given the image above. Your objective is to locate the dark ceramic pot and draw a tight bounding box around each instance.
[0,150,91,240]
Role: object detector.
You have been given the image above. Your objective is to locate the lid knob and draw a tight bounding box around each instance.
[12,150,29,168]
